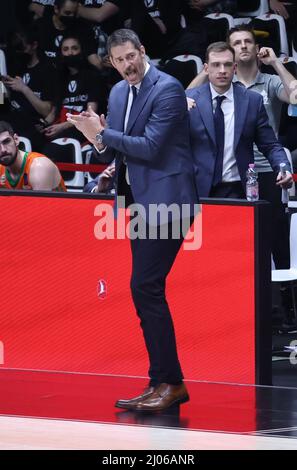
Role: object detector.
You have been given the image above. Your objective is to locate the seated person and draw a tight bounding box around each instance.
[29,0,55,19]
[1,27,56,151]
[0,121,66,191]
[269,1,297,53]
[182,0,238,26]
[164,0,237,61]
[35,0,102,71]
[42,33,106,143]
[84,160,115,193]
[125,0,183,59]
[77,0,124,73]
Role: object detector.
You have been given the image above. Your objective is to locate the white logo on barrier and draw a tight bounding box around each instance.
[97,279,107,300]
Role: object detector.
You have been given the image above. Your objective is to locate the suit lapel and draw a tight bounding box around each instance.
[112,83,129,132]
[196,84,216,147]
[126,65,159,135]
[233,83,249,150]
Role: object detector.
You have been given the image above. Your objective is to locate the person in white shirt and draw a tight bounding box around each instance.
[186,41,293,198]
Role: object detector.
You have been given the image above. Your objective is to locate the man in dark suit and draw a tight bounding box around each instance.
[67,29,199,412]
[186,42,293,198]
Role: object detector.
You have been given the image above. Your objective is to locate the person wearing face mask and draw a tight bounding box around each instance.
[0,27,56,151]
[35,0,102,71]
[41,34,107,157]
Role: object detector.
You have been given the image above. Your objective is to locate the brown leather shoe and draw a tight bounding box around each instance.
[115,386,155,410]
[134,383,189,412]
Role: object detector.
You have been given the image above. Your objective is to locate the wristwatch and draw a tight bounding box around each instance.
[95,129,105,145]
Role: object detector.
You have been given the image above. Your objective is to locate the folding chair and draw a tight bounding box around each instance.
[252,14,289,57]
[237,0,269,17]
[52,137,84,191]
[161,54,203,89]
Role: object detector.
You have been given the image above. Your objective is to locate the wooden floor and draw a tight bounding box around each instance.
[1,416,297,450]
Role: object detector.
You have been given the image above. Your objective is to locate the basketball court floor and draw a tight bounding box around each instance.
[1,370,297,450]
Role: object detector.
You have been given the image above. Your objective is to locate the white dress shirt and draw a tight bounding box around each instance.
[209,83,240,183]
[124,62,150,184]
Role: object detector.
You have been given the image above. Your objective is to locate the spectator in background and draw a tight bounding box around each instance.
[78,1,124,36]
[29,0,55,19]
[1,27,56,151]
[269,1,297,54]
[185,0,237,16]
[124,0,183,59]
[43,34,106,140]
[0,0,16,48]
[77,0,124,60]
[0,120,66,191]
[77,0,125,88]
[163,0,237,61]
[181,0,237,32]
[41,34,107,160]
[35,0,102,70]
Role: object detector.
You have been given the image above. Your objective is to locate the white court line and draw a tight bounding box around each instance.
[0,416,297,450]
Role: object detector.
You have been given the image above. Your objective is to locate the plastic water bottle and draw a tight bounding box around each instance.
[280,162,289,204]
[246,163,259,201]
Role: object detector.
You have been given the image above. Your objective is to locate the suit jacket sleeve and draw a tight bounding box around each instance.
[254,96,291,173]
[83,175,100,193]
[101,80,188,163]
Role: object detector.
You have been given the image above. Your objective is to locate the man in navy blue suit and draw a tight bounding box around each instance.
[67,29,199,412]
[186,42,293,198]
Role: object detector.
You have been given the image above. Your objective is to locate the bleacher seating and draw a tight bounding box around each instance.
[251,14,289,57]
[161,54,203,89]
[52,138,84,191]
[18,136,32,153]
[237,0,269,17]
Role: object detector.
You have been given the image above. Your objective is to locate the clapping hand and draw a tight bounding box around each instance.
[67,105,106,145]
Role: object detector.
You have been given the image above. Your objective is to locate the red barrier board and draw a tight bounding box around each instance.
[0,196,255,384]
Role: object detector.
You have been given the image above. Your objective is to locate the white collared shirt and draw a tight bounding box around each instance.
[124,62,150,184]
[96,62,150,157]
[209,83,240,183]
[124,62,150,131]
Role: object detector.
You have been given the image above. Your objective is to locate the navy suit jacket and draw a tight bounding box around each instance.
[84,177,99,193]
[84,175,114,194]
[186,82,290,197]
[84,172,114,193]
[97,64,199,218]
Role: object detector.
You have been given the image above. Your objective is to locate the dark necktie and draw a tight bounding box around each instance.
[123,85,138,184]
[131,85,138,107]
[212,95,226,187]
[129,85,138,120]
[124,85,138,132]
